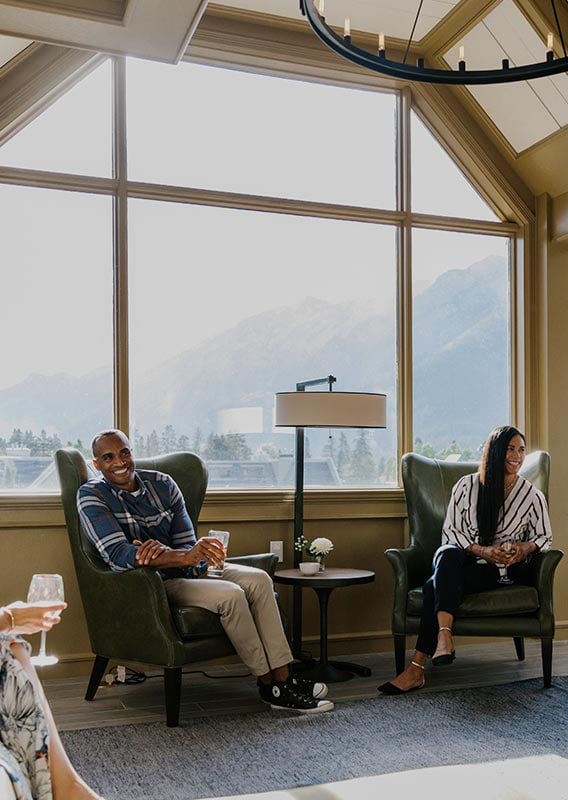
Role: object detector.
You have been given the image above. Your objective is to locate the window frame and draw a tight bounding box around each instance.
[0,12,535,508]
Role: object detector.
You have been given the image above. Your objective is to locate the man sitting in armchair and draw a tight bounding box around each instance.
[77,429,333,714]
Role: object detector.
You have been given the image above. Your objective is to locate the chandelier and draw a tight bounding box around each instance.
[299,0,568,85]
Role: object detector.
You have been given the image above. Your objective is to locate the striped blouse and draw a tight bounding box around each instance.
[442,472,552,556]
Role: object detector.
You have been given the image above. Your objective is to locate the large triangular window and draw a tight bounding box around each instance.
[411,111,499,221]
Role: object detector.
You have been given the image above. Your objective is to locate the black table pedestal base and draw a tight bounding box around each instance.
[293,657,371,683]
[275,568,376,685]
[297,661,353,683]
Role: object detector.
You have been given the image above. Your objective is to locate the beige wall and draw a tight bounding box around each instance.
[0,524,92,676]
[546,231,568,633]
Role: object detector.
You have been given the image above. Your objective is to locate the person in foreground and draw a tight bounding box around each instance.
[0,601,104,800]
[77,429,333,715]
[379,425,552,695]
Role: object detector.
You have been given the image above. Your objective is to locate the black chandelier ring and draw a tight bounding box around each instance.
[300,0,568,86]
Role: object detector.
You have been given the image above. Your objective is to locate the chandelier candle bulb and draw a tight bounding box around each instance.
[343,17,350,41]
[547,32,554,61]
[458,44,466,70]
[378,31,385,57]
[317,0,324,19]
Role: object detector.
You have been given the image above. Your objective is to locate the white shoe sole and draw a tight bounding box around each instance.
[270,700,334,714]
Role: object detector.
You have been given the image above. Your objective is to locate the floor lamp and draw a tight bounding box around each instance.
[274,375,387,659]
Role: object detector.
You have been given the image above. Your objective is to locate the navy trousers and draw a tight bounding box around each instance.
[415,544,530,655]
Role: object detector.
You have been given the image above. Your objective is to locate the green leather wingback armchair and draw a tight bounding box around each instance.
[55,448,278,726]
[385,451,563,687]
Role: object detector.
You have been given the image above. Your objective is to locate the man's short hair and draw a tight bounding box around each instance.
[91,429,128,456]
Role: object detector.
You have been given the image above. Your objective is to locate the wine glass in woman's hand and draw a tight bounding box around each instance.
[498,542,515,584]
[498,526,528,585]
[26,574,65,666]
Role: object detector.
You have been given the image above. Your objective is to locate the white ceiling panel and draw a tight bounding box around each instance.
[467,81,560,152]
[444,0,568,152]
[217,0,461,40]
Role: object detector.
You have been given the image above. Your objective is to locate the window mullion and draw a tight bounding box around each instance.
[112,56,129,435]
[397,87,413,473]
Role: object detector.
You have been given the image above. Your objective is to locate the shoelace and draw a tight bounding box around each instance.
[285,681,315,706]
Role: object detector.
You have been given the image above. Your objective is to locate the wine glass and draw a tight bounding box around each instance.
[497,527,527,585]
[27,574,65,666]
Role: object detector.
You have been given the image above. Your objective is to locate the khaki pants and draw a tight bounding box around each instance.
[164,563,292,676]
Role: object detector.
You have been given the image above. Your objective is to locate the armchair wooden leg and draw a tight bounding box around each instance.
[164,667,182,727]
[541,638,553,688]
[513,636,525,661]
[394,634,406,675]
[85,655,109,701]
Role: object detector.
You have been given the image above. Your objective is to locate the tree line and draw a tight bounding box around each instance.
[1,426,477,487]
[0,428,85,457]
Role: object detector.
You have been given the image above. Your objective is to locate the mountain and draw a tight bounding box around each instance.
[413,255,509,448]
[132,296,394,437]
[0,255,509,452]
[0,369,112,443]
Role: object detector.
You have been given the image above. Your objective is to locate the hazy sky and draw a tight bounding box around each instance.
[0,57,507,390]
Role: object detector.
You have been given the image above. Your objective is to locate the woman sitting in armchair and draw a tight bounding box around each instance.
[379,424,552,695]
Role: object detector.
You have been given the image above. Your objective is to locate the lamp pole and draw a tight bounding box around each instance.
[292,374,336,659]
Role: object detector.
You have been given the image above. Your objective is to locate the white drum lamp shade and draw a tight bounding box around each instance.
[274,391,386,429]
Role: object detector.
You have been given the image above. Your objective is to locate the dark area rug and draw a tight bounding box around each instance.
[60,676,568,800]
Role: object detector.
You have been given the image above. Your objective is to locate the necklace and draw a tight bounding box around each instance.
[504,475,518,499]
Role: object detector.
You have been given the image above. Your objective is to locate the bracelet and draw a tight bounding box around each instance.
[1,606,15,633]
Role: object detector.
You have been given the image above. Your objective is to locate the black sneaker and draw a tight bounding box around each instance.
[258,677,333,714]
[291,675,329,699]
[257,676,328,701]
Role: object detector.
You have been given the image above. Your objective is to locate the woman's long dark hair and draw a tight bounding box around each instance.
[477,425,525,546]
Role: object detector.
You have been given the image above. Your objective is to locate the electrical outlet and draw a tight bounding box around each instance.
[270,540,284,563]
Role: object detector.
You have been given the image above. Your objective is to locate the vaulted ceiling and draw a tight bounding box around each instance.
[0,0,567,194]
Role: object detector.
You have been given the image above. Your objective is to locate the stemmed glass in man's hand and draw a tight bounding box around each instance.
[26,574,65,666]
[497,527,527,585]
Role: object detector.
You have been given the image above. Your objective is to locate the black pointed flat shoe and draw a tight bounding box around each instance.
[431,651,456,666]
[377,679,424,695]
[378,661,425,694]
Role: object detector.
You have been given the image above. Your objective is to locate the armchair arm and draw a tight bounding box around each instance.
[522,548,563,636]
[226,552,278,577]
[384,546,431,634]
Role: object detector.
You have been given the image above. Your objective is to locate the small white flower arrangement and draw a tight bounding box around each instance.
[295,535,334,561]
[309,537,334,557]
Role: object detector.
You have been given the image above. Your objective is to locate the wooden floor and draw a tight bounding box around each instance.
[45,639,568,731]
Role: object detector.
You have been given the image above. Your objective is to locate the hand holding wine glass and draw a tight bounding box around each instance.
[497,542,515,584]
[497,526,528,585]
[26,574,65,666]
[2,600,67,635]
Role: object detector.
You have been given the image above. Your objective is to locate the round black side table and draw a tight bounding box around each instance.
[274,567,375,683]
